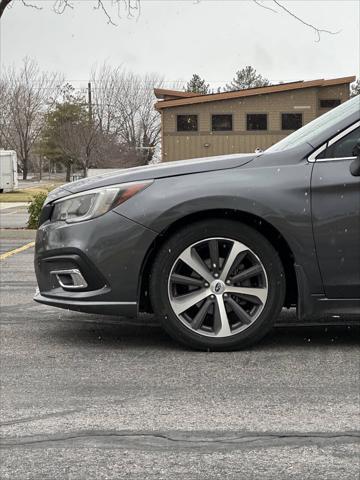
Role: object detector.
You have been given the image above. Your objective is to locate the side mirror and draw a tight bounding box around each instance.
[350,157,360,177]
[352,140,360,157]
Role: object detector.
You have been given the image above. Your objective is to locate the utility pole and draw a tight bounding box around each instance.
[87,82,92,123]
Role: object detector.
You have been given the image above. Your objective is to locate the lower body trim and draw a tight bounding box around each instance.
[34,292,138,317]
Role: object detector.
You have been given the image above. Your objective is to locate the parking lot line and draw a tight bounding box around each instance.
[0,241,35,261]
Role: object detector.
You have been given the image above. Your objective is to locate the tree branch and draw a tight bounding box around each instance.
[272,0,340,41]
[21,0,42,9]
[53,0,74,15]
[95,0,117,25]
[252,0,277,13]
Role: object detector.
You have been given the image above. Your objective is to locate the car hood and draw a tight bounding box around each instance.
[45,153,257,204]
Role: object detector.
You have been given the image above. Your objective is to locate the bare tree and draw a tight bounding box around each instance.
[0,0,339,40]
[91,65,163,164]
[0,58,63,179]
[0,77,11,149]
[54,120,103,177]
[90,63,123,137]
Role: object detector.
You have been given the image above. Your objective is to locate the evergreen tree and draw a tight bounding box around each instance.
[185,74,210,94]
[38,86,89,181]
[225,66,270,91]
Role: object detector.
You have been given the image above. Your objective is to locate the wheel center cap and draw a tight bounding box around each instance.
[210,279,225,295]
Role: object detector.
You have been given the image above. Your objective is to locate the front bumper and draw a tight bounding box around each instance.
[34,210,157,316]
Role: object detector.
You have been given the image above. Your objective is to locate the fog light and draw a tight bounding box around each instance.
[50,269,88,289]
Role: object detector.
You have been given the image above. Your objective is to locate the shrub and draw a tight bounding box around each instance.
[27,192,48,229]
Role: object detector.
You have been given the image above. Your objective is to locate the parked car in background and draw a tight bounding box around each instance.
[34,96,360,350]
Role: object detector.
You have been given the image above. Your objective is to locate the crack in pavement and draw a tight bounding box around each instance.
[0,409,84,427]
[1,430,359,451]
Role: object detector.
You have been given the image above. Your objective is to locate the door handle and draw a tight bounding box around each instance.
[350,157,360,177]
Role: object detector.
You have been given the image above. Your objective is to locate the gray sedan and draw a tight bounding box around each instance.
[34,96,360,350]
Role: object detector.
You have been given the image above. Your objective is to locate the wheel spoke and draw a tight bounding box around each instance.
[179,246,213,283]
[209,240,219,271]
[191,297,213,330]
[213,296,232,336]
[225,296,252,324]
[225,286,267,305]
[230,264,263,283]
[171,289,210,315]
[169,236,269,339]
[170,273,205,288]
[220,242,248,282]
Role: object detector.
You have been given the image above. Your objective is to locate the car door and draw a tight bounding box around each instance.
[310,121,360,299]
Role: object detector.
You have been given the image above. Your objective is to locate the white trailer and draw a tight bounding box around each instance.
[0,150,18,193]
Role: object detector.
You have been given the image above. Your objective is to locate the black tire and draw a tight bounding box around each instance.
[150,219,286,351]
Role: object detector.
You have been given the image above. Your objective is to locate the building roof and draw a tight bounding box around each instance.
[155,76,355,110]
[154,88,203,100]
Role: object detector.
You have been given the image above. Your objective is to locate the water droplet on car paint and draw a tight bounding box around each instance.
[304,192,308,196]
[168,249,171,253]
[344,228,348,233]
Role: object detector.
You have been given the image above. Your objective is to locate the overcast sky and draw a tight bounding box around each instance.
[0,0,359,90]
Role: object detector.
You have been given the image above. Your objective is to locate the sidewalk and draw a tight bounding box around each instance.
[0,202,29,210]
[0,204,29,228]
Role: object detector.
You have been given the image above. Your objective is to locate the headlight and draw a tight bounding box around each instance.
[52,180,153,223]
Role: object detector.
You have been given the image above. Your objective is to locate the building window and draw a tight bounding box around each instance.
[212,114,233,131]
[247,114,267,131]
[282,113,303,130]
[177,115,198,132]
[320,99,341,108]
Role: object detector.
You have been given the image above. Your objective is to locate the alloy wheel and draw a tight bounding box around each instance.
[168,237,268,337]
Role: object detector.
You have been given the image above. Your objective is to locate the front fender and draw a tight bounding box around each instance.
[115,162,323,294]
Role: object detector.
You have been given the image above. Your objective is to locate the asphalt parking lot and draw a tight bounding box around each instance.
[0,225,359,480]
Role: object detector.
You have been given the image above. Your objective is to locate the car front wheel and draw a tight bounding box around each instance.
[150,219,286,350]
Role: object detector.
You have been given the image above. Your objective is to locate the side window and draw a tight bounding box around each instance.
[318,126,360,159]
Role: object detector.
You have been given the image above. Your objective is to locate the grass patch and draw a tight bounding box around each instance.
[0,183,62,202]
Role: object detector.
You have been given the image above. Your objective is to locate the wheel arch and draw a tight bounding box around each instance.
[138,209,298,313]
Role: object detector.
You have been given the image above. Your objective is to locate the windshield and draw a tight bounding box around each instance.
[266,96,360,153]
